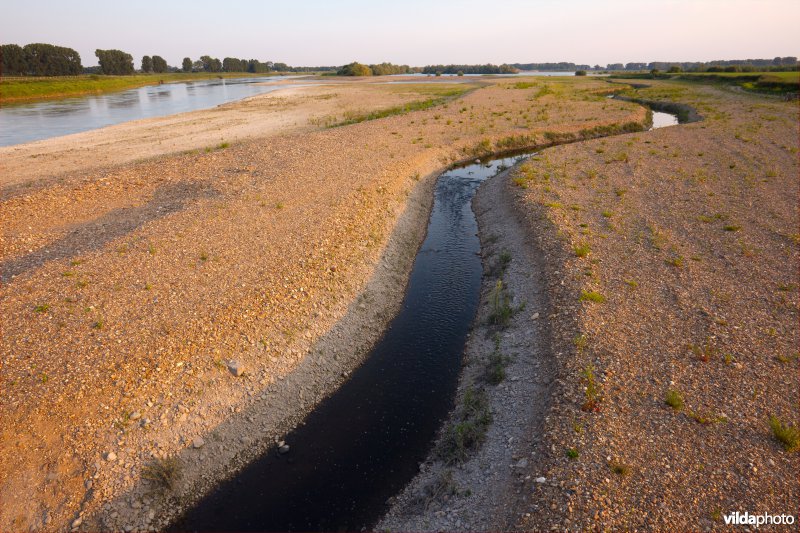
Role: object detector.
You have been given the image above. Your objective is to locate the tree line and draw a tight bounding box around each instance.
[0,43,82,75]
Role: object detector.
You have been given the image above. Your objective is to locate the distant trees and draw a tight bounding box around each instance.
[0,43,82,75]
[199,55,222,72]
[421,64,517,75]
[152,55,167,73]
[338,62,373,76]
[182,57,192,72]
[0,44,28,75]
[95,49,134,75]
[141,55,153,73]
[575,70,587,76]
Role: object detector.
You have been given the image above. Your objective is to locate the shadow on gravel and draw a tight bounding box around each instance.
[0,181,217,281]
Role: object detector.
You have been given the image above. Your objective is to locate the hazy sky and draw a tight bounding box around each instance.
[2,0,797,67]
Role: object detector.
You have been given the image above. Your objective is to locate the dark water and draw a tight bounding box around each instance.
[0,76,308,147]
[171,154,526,532]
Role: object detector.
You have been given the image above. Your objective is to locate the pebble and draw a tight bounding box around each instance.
[535,476,547,483]
[129,411,141,421]
[105,451,117,462]
[278,444,290,454]
[71,517,82,528]
[531,312,540,319]
[228,360,245,377]
[192,437,205,449]
[516,458,529,468]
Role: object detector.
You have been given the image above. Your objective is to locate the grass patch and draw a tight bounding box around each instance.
[581,364,603,412]
[485,334,511,385]
[488,280,514,327]
[332,86,470,127]
[665,389,684,411]
[769,415,799,452]
[609,461,631,476]
[579,289,606,303]
[142,456,181,492]
[574,243,591,258]
[438,387,492,464]
[33,304,50,313]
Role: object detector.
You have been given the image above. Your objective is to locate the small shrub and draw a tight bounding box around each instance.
[769,415,799,452]
[438,387,492,464]
[610,461,631,476]
[723,224,741,232]
[489,280,513,327]
[142,456,181,492]
[665,389,684,411]
[34,304,50,313]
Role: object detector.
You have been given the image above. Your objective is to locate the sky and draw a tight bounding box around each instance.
[1,0,798,68]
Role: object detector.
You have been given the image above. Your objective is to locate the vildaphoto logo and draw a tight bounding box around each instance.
[723,511,796,528]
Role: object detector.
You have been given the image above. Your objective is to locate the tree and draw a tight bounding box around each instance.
[22,43,82,75]
[182,57,192,72]
[0,44,27,75]
[223,57,245,72]
[95,49,134,75]
[152,55,167,73]
[575,70,587,76]
[200,55,222,72]
[141,55,153,73]
[337,62,372,76]
[668,65,682,73]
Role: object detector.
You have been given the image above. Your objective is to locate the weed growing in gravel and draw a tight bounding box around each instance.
[769,415,799,452]
[666,255,685,268]
[610,461,631,476]
[579,289,606,303]
[92,319,104,330]
[438,387,492,464]
[581,364,602,412]
[489,280,513,327]
[33,304,50,313]
[142,456,181,492]
[688,410,727,425]
[566,448,580,459]
[665,389,684,411]
[573,333,588,352]
[574,243,591,258]
[485,334,511,385]
[199,251,209,262]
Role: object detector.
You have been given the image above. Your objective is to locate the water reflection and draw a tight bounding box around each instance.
[0,75,299,146]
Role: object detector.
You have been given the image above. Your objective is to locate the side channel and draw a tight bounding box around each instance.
[171,155,527,531]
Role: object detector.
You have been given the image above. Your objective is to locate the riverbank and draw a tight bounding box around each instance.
[0,72,302,103]
[0,77,647,531]
[507,80,798,530]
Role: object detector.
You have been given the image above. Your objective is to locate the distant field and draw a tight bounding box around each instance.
[613,71,799,94]
[0,73,294,102]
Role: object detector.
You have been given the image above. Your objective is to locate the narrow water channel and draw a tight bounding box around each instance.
[171,154,527,532]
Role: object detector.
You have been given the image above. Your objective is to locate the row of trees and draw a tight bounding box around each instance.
[178,56,290,73]
[0,43,82,76]
[603,57,798,72]
[337,61,414,76]
[421,63,518,75]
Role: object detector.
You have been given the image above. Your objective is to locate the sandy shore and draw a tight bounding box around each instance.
[0,77,645,531]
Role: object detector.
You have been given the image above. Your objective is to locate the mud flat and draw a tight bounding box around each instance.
[0,77,647,531]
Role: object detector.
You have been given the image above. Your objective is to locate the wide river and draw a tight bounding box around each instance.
[0,76,304,147]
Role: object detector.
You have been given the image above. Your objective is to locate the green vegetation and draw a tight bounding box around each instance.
[331,85,470,127]
[579,289,606,303]
[581,364,603,412]
[438,387,492,464]
[0,43,81,76]
[95,49,134,75]
[665,389,684,411]
[769,415,799,452]
[0,72,271,102]
[574,243,591,258]
[485,335,511,385]
[566,447,580,459]
[489,280,514,327]
[610,461,631,476]
[33,304,50,313]
[142,456,181,492]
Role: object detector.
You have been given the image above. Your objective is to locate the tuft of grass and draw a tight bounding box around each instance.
[579,289,606,303]
[142,456,181,492]
[438,387,492,464]
[769,415,799,452]
[566,448,579,459]
[581,364,602,412]
[609,461,631,476]
[574,243,591,258]
[489,280,513,327]
[665,389,684,411]
[601,210,613,218]
[723,224,741,232]
[485,335,511,385]
[34,304,50,313]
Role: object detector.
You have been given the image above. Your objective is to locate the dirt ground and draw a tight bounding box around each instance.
[0,77,645,531]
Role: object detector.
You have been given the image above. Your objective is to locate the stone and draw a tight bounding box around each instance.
[516,458,529,468]
[531,312,540,320]
[278,444,290,454]
[227,360,244,377]
[105,451,117,462]
[535,476,546,483]
[129,411,141,421]
[192,437,205,449]
[71,518,83,528]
